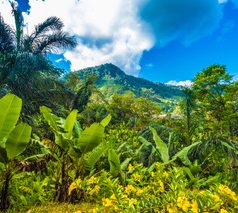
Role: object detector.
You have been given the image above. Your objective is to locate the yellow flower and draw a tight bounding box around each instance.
[167,205,178,213]
[88,176,97,184]
[155,162,161,168]
[68,182,77,195]
[128,164,134,171]
[177,192,190,212]
[74,211,82,213]
[136,188,144,196]
[159,181,165,193]
[162,171,169,178]
[110,194,117,200]
[68,177,82,195]
[211,194,222,203]
[89,185,100,195]
[92,208,98,213]
[122,194,129,201]
[132,173,142,182]
[151,172,155,177]
[130,198,138,205]
[76,177,82,185]
[102,198,113,207]
[191,200,198,213]
[125,184,136,194]
[220,209,228,213]
[219,185,237,201]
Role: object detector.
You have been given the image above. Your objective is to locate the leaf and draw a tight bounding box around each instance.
[120,158,132,171]
[150,127,169,163]
[108,148,121,177]
[5,123,32,159]
[40,106,60,132]
[76,123,105,153]
[64,109,78,139]
[100,114,111,127]
[221,141,237,151]
[84,142,106,171]
[74,121,82,138]
[172,142,201,166]
[0,94,22,143]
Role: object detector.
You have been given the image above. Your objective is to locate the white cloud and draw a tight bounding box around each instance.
[166,80,193,88]
[0,0,16,27]
[18,0,154,76]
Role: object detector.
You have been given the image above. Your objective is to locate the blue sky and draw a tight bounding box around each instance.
[2,0,238,84]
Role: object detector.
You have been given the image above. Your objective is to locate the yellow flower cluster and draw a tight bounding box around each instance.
[68,177,82,195]
[177,192,190,212]
[125,184,136,194]
[89,185,100,195]
[162,171,169,178]
[130,198,138,205]
[132,173,141,182]
[128,164,134,172]
[158,181,165,193]
[220,209,228,213]
[88,176,97,184]
[219,185,238,201]
[211,194,222,203]
[136,188,144,196]
[102,198,114,207]
[191,200,198,213]
[167,204,178,213]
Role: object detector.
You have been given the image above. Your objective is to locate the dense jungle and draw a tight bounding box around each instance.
[0,0,238,212]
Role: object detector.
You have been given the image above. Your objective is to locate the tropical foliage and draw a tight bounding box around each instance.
[0,3,238,213]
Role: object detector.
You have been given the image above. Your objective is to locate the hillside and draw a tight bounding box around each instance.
[75,63,183,104]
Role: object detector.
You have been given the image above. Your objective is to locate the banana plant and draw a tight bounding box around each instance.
[40,106,111,201]
[0,94,32,212]
[139,127,201,166]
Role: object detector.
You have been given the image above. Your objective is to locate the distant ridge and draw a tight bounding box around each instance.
[75,63,183,103]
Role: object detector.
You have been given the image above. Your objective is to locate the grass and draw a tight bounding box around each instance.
[23,202,100,213]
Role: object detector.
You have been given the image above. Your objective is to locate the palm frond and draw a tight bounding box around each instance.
[23,17,64,52]
[33,31,77,54]
[0,15,15,52]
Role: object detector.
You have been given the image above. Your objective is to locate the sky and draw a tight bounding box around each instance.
[0,0,238,85]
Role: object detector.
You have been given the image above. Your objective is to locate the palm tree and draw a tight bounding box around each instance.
[0,1,77,116]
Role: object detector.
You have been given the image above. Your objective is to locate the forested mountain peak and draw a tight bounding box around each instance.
[75,63,183,101]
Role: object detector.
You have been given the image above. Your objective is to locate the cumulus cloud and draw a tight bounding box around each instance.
[140,0,223,45]
[0,0,16,27]
[166,80,193,88]
[20,0,153,76]
[0,0,226,77]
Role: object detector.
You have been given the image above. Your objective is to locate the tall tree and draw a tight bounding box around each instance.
[192,64,231,122]
[0,2,77,116]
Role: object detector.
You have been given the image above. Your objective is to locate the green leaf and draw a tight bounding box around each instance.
[120,158,132,171]
[40,106,60,132]
[108,148,121,177]
[84,142,106,171]
[150,127,169,163]
[100,114,111,127]
[172,142,201,166]
[64,109,78,139]
[76,123,105,153]
[5,123,32,159]
[0,94,22,143]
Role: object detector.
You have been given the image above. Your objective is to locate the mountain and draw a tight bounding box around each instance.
[75,63,183,104]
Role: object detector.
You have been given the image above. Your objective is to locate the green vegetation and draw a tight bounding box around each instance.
[0,5,238,213]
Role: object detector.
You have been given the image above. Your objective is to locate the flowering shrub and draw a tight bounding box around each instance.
[69,162,238,212]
